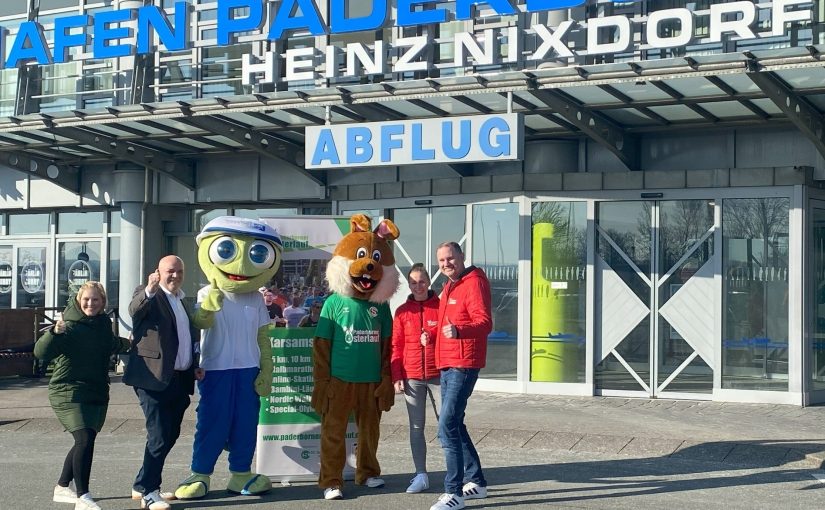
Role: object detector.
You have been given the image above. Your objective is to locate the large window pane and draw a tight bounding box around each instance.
[9,214,50,235]
[107,237,120,311]
[430,206,465,295]
[722,198,789,390]
[472,203,518,380]
[531,202,587,383]
[17,246,47,308]
[811,207,825,391]
[58,211,104,234]
[0,246,11,308]
[392,208,427,279]
[57,241,101,308]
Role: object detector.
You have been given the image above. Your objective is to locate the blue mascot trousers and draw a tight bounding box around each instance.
[191,367,260,474]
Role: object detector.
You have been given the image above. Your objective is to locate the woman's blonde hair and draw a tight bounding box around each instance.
[75,281,107,311]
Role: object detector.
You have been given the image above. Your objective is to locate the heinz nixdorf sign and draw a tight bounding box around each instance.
[0,0,812,86]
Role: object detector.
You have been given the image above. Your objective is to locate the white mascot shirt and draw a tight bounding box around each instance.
[197,286,270,371]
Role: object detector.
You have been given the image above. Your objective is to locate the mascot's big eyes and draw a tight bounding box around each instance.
[209,236,237,265]
[249,241,276,268]
[356,247,367,259]
[372,249,381,262]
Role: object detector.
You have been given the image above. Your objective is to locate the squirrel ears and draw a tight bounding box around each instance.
[349,214,399,241]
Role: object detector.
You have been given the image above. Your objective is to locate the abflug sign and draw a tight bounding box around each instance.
[1,0,812,85]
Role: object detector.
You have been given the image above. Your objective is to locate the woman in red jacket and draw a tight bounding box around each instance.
[391,263,440,494]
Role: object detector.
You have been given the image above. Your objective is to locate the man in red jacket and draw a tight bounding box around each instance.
[429,242,492,510]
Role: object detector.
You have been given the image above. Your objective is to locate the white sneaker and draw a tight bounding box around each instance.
[141,489,171,510]
[131,489,176,501]
[462,481,487,499]
[324,487,343,500]
[53,485,76,504]
[365,477,385,488]
[406,473,429,493]
[429,493,465,510]
[74,494,101,510]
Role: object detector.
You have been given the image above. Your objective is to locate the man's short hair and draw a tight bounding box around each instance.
[436,241,463,254]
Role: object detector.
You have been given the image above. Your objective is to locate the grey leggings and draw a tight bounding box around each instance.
[403,377,441,474]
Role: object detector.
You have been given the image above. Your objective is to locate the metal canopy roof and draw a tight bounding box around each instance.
[6,46,825,193]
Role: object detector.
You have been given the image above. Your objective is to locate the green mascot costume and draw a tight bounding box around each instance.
[175,216,282,499]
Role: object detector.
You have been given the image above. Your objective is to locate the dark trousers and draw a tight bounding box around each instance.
[133,373,191,495]
[58,428,97,496]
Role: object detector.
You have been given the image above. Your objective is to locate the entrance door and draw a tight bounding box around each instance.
[595,200,716,397]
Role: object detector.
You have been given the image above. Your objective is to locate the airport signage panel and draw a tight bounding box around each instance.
[0,0,812,86]
[305,113,523,169]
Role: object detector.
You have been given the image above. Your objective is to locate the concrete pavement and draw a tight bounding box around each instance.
[3,375,825,509]
[3,375,825,470]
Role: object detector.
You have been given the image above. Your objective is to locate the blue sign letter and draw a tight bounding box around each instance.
[347,127,373,164]
[380,124,404,162]
[442,120,471,159]
[138,3,190,54]
[269,0,326,40]
[6,22,52,67]
[330,0,387,34]
[411,123,435,161]
[94,9,137,59]
[479,117,510,157]
[311,129,341,166]
[526,0,585,12]
[397,0,447,26]
[217,0,263,46]
[54,15,90,63]
[456,0,516,20]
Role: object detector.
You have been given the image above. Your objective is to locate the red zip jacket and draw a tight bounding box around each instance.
[391,291,439,381]
[435,266,492,370]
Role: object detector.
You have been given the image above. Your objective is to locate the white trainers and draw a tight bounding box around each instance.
[53,485,76,504]
[462,481,488,499]
[141,489,172,510]
[406,473,429,493]
[429,493,465,510]
[131,489,175,501]
[324,487,344,500]
[365,477,385,488]
[74,494,101,510]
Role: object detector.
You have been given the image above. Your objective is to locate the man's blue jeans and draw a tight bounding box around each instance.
[438,367,486,497]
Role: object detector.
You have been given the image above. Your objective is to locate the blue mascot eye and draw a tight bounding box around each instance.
[208,236,237,265]
[249,241,276,269]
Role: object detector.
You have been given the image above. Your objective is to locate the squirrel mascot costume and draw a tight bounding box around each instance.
[311,214,399,500]
[175,216,282,500]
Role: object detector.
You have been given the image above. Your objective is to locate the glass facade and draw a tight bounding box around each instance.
[722,198,790,391]
[0,0,816,113]
[531,201,587,383]
[57,241,101,308]
[472,202,518,380]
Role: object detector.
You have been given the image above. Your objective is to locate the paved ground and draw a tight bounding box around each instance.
[2,375,825,509]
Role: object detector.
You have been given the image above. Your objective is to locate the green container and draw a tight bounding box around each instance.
[531,223,575,382]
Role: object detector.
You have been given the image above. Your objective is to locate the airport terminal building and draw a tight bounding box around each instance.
[2,0,825,405]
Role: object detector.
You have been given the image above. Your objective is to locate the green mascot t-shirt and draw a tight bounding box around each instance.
[315,293,392,383]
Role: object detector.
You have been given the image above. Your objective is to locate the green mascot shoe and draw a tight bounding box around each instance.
[174,473,210,500]
[227,471,272,495]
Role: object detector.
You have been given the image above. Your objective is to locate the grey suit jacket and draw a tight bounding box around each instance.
[122,285,198,394]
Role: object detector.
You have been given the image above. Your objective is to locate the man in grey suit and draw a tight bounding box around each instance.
[124,255,200,510]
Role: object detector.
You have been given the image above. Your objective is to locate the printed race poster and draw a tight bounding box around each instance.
[255,312,357,481]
